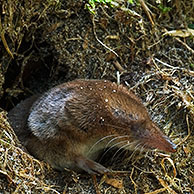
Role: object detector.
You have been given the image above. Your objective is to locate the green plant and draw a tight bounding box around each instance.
[158,4,172,13]
[128,0,134,4]
[86,0,114,14]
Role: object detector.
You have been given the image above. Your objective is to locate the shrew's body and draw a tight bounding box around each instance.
[8,79,176,174]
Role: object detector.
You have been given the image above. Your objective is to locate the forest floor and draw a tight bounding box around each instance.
[0,0,194,193]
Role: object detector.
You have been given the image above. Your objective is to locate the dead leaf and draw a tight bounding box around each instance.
[105,35,120,40]
[105,177,123,189]
[183,146,190,156]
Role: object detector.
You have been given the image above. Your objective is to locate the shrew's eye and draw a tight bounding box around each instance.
[113,108,125,117]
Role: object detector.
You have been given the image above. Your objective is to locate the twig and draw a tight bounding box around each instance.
[130,167,137,194]
[157,177,178,194]
[91,174,101,194]
[139,0,155,26]
[161,157,177,178]
[154,58,179,69]
[117,71,120,85]
[0,15,14,58]
[145,188,166,194]
[92,16,119,57]
[175,37,194,55]
[113,61,125,72]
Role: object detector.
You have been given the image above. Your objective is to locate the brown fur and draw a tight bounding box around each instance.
[8,79,176,174]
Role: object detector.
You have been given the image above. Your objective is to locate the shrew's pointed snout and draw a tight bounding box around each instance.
[139,122,177,153]
[147,134,177,153]
[165,137,177,153]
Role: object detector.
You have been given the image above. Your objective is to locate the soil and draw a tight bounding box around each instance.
[0,0,194,193]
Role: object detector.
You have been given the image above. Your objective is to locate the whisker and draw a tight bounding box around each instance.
[111,141,134,163]
[139,144,146,155]
[113,141,138,163]
[105,135,129,150]
[87,134,117,154]
[123,143,144,167]
[99,140,129,162]
[127,143,142,161]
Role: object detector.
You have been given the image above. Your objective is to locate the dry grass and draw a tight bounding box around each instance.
[0,0,193,193]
